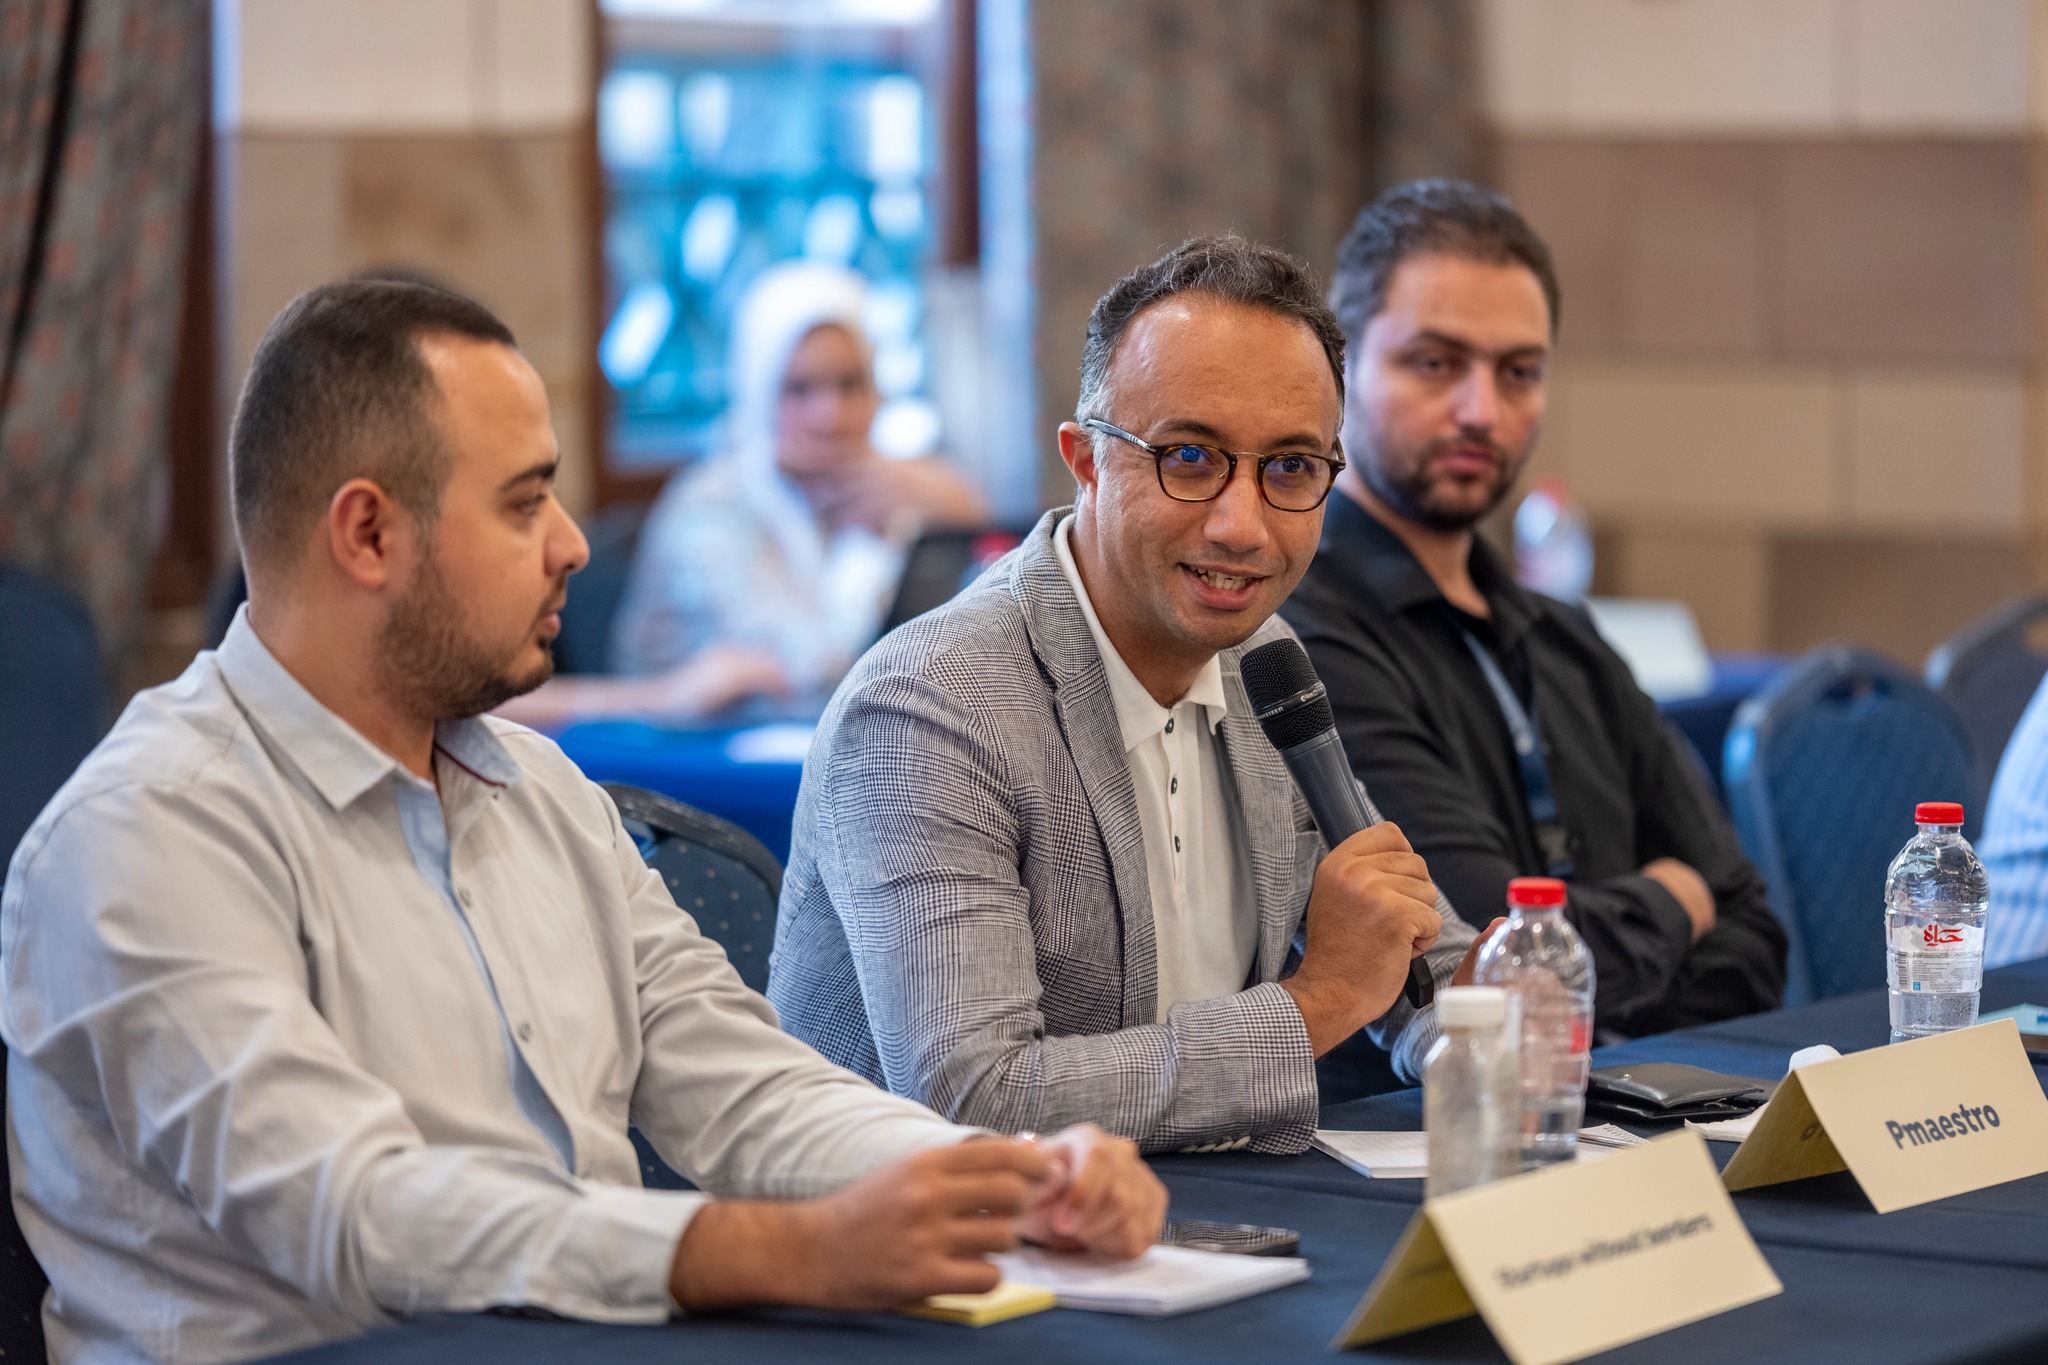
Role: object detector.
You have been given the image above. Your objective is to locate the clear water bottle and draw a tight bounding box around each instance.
[1424,986,1521,1198]
[1513,479,1594,602]
[1472,877,1596,1167]
[1886,802,1988,1044]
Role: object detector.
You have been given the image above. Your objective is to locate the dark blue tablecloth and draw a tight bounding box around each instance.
[552,720,808,863]
[272,964,2048,1365]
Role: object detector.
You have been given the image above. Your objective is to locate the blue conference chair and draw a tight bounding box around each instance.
[1724,646,1980,1006]
[605,782,782,1192]
[0,564,106,885]
[1926,592,2048,793]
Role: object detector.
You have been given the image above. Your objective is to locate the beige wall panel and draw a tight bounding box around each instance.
[1770,532,2026,662]
[1846,368,2025,531]
[227,134,347,388]
[1775,140,2029,363]
[1478,0,1573,130]
[482,0,593,129]
[1607,525,1770,651]
[1619,142,1770,355]
[236,0,477,132]
[340,133,594,517]
[1850,0,2031,133]
[1493,139,1624,351]
[1562,362,1838,525]
[1542,0,1841,133]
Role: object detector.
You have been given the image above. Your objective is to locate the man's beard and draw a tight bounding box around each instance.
[1360,434,1523,532]
[377,554,558,721]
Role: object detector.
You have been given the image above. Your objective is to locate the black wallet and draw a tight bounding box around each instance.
[1584,1062,1773,1124]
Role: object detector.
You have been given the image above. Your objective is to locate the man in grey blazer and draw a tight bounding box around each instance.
[770,236,1479,1155]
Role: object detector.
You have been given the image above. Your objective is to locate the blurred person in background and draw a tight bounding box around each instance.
[1981,674,2048,965]
[502,263,985,726]
[1282,181,1785,1037]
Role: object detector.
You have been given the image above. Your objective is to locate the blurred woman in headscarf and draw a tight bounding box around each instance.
[500,262,985,724]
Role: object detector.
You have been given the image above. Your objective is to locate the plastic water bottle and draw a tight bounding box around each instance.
[1513,479,1594,602]
[1472,877,1596,1167]
[1886,801,1988,1044]
[1424,986,1522,1197]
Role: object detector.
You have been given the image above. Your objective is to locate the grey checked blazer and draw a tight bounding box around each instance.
[768,511,1474,1154]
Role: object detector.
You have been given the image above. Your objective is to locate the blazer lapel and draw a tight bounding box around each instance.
[1011,513,1159,1026]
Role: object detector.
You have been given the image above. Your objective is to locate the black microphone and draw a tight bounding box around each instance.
[1239,638,1435,1010]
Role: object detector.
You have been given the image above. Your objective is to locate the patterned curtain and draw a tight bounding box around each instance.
[1369,0,1485,192]
[0,0,207,655]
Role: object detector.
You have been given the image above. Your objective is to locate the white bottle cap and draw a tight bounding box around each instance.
[1437,986,1508,1029]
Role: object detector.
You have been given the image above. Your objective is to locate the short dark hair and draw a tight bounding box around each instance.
[229,278,517,575]
[1075,234,1347,423]
[1328,180,1561,346]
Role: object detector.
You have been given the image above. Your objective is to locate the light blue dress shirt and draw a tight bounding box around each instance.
[1984,673,2048,966]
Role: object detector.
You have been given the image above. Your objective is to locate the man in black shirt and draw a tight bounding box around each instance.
[1283,181,1784,1035]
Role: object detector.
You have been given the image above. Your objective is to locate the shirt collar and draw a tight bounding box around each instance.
[1320,488,1539,650]
[1053,516,1228,753]
[214,606,521,810]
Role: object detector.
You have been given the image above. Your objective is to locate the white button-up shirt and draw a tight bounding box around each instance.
[1053,517,1258,1019]
[1,611,969,1365]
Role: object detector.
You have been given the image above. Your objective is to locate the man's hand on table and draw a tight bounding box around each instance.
[667,1124,1166,1312]
[1282,822,1444,1055]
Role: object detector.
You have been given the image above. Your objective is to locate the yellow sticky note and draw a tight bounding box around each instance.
[902,1281,1058,1326]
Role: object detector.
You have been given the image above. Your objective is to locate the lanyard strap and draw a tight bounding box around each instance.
[1458,628,1575,879]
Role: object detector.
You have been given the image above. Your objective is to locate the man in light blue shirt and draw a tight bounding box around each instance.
[2,279,1162,1365]
[1984,674,2048,965]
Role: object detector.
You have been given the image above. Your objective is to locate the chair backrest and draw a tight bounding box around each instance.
[554,501,651,675]
[0,565,105,883]
[1724,645,1980,1005]
[0,1046,50,1360]
[1925,592,2048,792]
[602,782,782,993]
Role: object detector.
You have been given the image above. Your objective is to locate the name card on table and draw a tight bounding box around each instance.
[1334,1131,1780,1365]
[1721,1017,2048,1213]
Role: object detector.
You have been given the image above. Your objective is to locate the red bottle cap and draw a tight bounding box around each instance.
[1507,876,1567,907]
[1915,802,1965,825]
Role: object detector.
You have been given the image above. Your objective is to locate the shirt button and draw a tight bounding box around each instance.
[1170,776,1178,795]
[458,888,473,907]
[1173,835,1181,853]
[1164,718,1175,734]
[517,1022,534,1042]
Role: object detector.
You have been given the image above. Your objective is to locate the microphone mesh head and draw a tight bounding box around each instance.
[1239,639,1338,751]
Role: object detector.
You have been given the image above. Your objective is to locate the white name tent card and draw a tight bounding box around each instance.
[1335,1131,1780,1365]
[1720,1017,2048,1213]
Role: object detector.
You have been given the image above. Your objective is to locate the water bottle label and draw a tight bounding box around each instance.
[1886,923,1984,994]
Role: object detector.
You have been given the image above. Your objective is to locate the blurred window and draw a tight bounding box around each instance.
[599,0,945,472]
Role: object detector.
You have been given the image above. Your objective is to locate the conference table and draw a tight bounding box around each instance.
[272,961,2048,1365]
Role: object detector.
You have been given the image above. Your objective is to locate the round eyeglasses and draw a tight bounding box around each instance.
[1081,418,1345,513]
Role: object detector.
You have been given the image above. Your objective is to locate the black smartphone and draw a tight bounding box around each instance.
[1160,1218,1300,1257]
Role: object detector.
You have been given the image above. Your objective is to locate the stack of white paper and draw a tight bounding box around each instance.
[1313,1124,1647,1179]
[991,1244,1309,1316]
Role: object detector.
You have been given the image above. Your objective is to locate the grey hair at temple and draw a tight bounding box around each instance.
[1074,234,1348,428]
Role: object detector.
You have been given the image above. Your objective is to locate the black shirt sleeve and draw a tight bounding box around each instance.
[1289,603,1785,1035]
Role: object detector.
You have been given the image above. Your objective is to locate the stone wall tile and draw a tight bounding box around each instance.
[1846,367,2025,531]
[1618,141,1770,355]
[1561,361,1838,525]
[1850,0,2031,133]
[1493,138,1624,350]
[1774,139,2028,363]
